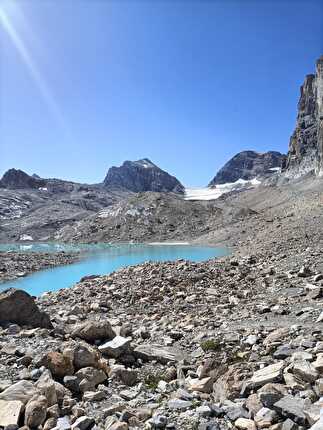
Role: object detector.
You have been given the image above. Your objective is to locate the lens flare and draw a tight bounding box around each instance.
[0,3,71,137]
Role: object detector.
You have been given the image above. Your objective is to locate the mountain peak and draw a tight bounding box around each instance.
[0,168,46,189]
[209,150,286,186]
[103,159,184,193]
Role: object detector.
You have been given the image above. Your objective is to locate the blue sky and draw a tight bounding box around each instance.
[0,0,322,186]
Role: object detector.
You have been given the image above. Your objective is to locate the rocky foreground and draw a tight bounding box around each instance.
[0,252,79,283]
[1,236,323,430]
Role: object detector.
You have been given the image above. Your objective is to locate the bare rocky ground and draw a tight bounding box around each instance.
[0,176,323,430]
[0,186,128,243]
[0,252,80,283]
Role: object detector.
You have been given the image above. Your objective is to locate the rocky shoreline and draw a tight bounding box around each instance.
[1,213,323,430]
[0,251,80,284]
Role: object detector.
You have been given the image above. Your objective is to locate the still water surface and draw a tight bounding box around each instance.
[0,243,229,296]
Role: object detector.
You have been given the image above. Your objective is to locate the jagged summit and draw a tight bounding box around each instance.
[103,158,184,193]
[283,55,323,178]
[0,168,46,189]
[208,150,286,186]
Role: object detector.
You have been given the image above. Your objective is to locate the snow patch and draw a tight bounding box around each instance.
[135,159,155,169]
[97,207,123,218]
[185,178,261,201]
[20,234,33,241]
[268,167,281,172]
[149,242,190,245]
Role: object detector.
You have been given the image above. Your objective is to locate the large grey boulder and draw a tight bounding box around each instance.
[70,320,115,342]
[0,288,52,328]
[134,344,187,364]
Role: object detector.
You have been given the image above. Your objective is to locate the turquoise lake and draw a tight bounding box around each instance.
[0,243,229,296]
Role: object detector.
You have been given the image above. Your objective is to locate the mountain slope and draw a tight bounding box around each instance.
[103,158,184,193]
[54,192,221,243]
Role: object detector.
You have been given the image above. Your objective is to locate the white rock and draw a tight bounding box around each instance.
[0,400,24,427]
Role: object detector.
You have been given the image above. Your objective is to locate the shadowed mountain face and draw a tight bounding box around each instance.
[283,56,323,178]
[209,151,286,186]
[0,169,47,189]
[103,158,184,193]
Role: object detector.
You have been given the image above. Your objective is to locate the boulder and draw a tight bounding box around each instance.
[75,367,107,392]
[254,407,278,428]
[0,400,24,427]
[35,371,57,406]
[263,328,289,347]
[250,362,285,387]
[99,335,131,358]
[41,352,74,378]
[25,395,48,428]
[257,383,288,407]
[273,395,307,425]
[133,344,187,364]
[0,381,39,405]
[234,418,257,430]
[70,320,115,342]
[109,365,138,386]
[70,416,94,430]
[69,344,100,370]
[0,289,52,328]
[313,353,323,372]
[293,360,318,383]
[189,377,214,393]
[213,365,246,402]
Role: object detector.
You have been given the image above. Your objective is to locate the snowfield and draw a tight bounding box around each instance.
[184,178,261,201]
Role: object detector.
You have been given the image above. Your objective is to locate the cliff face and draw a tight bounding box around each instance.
[209,151,286,186]
[103,158,184,193]
[283,56,323,178]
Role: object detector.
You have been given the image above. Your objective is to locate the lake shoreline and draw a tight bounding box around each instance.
[0,243,228,294]
[0,250,80,284]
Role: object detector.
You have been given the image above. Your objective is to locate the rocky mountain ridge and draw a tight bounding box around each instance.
[209,151,286,186]
[0,169,47,190]
[103,159,184,194]
[283,56,323,178]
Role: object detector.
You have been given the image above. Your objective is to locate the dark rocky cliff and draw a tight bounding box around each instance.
[103,158,184,193]
[209,151,286,186]
[283,55,323,178]
[0,169,46,189]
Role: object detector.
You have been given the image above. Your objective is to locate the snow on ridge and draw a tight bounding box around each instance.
[184,177,261,201]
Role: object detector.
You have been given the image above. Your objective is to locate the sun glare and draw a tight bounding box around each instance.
[0,2,70,137]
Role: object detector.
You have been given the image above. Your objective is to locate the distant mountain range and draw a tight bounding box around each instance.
[1,56,322,194]
[0,152,287,193]
[0,56,322,243]
[0,159,184,194]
